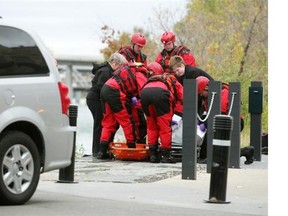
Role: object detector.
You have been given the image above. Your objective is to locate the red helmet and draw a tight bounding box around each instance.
[196,76,209,93]
[131,33,146,46]
[147,62,164,75]
[161,31,176,45]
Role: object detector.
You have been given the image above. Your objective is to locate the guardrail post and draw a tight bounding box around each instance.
[58,105,78,183]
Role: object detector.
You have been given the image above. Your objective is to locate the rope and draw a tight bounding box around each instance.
[197,91,237,121]
[197,92,217,123]
[228,92,236,116]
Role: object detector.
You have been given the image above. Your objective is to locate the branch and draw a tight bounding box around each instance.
[238,3,263,76]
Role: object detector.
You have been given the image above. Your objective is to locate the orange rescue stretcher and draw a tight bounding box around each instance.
[109,142,149,161]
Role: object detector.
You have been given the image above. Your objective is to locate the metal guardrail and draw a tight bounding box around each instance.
[58,64,93,92]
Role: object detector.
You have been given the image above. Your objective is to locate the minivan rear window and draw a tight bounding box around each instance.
[0,26,49,76]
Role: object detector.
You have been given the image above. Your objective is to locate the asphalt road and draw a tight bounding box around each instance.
[0,189,259,216]
[0,156,268,216]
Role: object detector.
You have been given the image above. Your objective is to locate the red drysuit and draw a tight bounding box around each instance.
[100,63,148,144]
[155,45,196,72]
[140,73,183,149]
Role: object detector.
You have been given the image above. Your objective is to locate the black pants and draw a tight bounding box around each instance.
[86,97,103,155]
[199,134,207,159]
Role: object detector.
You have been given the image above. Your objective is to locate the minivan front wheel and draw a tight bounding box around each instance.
[0,131,40,205]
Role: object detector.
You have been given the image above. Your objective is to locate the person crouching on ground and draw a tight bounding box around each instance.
[196,76,254,164]
[97,62,148,160]
[140,62,183,163]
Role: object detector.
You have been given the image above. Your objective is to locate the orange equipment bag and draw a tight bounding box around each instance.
[109,142,149,161]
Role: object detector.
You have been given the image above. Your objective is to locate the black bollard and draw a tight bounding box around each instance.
[58,105,78,183]
[182,79,198,180]
[249,81,263,161]
[205,115,233,204]
[206,81,221,173]
[228,82,241,168]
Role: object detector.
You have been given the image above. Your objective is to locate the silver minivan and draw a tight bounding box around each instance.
[0,21,74,205]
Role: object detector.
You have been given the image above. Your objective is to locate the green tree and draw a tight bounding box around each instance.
[99,0,268,145]
[173,0,268,143]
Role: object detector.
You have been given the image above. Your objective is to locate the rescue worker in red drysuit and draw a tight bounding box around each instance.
[118,32,148,144]
[196,76,254,164]
[140,62,183,163]
[119,32,147,66]
[97,62,148,159]
[155,31,196,73]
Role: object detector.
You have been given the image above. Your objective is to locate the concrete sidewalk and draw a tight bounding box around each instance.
[37,155,268,216]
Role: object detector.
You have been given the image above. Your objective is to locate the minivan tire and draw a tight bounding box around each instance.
[0,131,40,205]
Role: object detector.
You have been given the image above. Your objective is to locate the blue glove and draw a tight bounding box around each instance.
[131,97,137,106]
[199,123,206,132]
[171,120,178,126]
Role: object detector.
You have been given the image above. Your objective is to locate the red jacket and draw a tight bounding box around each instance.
[221,84,229,114]
[119,46,147,66]
[155,45,196,72]
[105,64,147,98]
[202,85,229,114]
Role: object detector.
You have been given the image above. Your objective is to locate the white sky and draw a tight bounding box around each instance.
[0,0,187,60]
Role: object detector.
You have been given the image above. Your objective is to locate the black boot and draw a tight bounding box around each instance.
[97,141,110,159]
[241,146,255,165]
[149,145,160,163]
[160,148,176,163]
[127,142,136,148]
[136,137,147,144]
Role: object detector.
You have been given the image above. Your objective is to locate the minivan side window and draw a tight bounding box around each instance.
[0,26,49,76]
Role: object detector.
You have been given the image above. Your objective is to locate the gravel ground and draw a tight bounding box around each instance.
[40,156,207,183]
